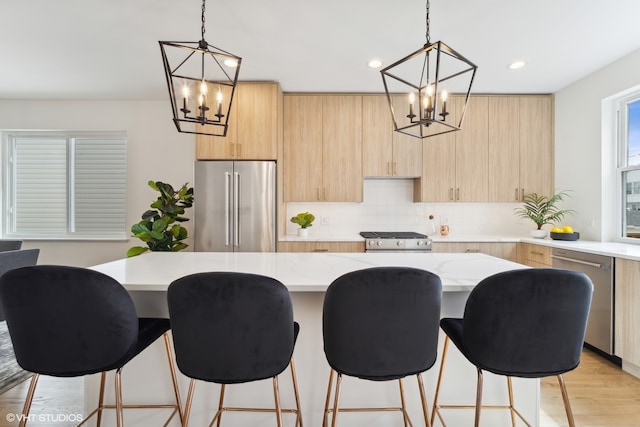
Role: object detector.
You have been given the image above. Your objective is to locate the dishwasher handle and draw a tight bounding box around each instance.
[550,254,608,269]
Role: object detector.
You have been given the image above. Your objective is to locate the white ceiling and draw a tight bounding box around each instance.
[1,0,640,100]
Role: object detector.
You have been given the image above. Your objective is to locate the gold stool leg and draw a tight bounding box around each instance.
[273,376,284,427]
[182,379,196,427]
[330,373,343,427]
[398,378,409,427]
[507,376,517,427]
[115,368,124,427]
[163,332,184,424]
[322,369,335,427]
[215,384,226,427]
[95,371,107,427]
[417,374,432,427]
[18,374,39,427]
[557,374,576,427]
[431,336,450,427]
[289,358,304,427]
[474,368,483,427]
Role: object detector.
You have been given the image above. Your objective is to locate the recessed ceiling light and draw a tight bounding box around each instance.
[368,59,383,69]
[509,61,527,70]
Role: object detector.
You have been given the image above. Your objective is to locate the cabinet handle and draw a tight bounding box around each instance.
[515,188,519,201]
[521,188,525,200]
[393,162,398,175]
[387,162,392,175]
[313,248,329,252]
[316,188,321,201]
[456,188,460,201]
[531,251,544,256]
[237,143,241,158]
[323,188,326,201]
[465,249,480,253]
[449,188,454,201]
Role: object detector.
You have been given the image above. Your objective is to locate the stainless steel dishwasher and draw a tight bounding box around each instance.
[551,248,615,358]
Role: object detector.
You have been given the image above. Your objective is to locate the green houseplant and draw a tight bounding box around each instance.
[514,191,575,238]
[290,212,315,237]
[127,181,194,257]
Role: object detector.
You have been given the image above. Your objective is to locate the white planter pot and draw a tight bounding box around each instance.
[297,228,309,238]
[530,229,548,239]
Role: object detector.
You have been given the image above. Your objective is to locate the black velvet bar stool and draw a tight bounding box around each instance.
[322,266,442,427]
[167,271,303,427]
[431,268,593,427]
[0,265,183,427]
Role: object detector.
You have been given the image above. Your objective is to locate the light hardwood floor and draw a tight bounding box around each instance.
[0,349,638,427]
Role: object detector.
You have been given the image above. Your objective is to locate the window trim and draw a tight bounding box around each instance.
[615,93,640,242]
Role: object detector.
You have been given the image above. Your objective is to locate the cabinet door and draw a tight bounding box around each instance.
[283,96,323,201]
[488,97,520,202]
[519,96,553,197]
[322,96,363,202]
[278,241,364,253]
[615,258,640,363]
[390,95,423,177]
[415,97,458,202]
[195,98,238,159]
[362,95,393,177]
[235,82,281,160]
[455,96,489,202]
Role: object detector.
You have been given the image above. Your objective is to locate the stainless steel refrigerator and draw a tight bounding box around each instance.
[194,161,276,252]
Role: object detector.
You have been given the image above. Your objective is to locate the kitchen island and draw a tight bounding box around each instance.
[89,251,539,426]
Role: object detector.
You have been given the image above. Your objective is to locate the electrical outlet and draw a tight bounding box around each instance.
[321,216,331,225]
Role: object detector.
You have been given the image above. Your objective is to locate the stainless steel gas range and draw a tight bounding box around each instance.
[360,231,433,253]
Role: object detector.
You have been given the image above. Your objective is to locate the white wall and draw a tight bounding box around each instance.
[555,47,640,241]
[0,100,195,266]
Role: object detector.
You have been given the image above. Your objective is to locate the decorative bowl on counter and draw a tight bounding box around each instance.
[550,231,580,241]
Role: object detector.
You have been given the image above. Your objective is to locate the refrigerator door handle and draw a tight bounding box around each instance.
[234,172,240,247]
[225,172,232,247]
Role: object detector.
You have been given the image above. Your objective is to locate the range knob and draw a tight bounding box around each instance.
[417,240,425,246]
[396,240,404,247]
[377,240,383,246]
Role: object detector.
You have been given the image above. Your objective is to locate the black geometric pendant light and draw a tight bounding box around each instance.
[159,0,241,137]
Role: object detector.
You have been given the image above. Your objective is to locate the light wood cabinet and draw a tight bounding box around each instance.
[196,82,282,160]
[432,242,517,262]
[278,241,364,253]
[362,95,422,177]
[517,242,552,267]
[415,96,488,202]
[614,258,640,365]
[488,95,554,202]
[283,95,363,202]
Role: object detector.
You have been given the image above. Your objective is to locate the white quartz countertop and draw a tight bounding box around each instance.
[90,251,527,292]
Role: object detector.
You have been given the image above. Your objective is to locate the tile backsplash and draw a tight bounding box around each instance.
[285,179,533,237]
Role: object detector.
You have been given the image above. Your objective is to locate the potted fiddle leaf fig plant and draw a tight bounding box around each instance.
[127,181,194,257]
[514,190,575,238]
[290,212,315,237]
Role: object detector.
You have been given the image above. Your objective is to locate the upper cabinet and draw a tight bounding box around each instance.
[488,95,554,201]
[416,94,553,203]
[284,95,363,202]
[362,95,422,178]
[196,82,283,160]
[415,95,489,202]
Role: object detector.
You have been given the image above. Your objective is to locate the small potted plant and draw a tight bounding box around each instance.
[514,191,575,238]
[290,212,315,237]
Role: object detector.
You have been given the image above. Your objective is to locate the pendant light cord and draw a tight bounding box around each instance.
[201,0,206,41]
[425,0,431,44]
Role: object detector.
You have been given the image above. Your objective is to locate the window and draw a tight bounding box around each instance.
[3,131,127,240]
[618,96,640,239]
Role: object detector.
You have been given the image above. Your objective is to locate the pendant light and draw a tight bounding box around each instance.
[159,0,241,137]
[381,0,477,139]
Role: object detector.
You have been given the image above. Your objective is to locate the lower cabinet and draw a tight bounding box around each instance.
[432,242,517,262]
[517,242,552,267]
[614,258,640,367]
[278,241,365,253]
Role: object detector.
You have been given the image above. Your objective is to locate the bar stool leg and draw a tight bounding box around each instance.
[416,373,432,427]
[18,374,39,427]
[474,368,484,427]
[507,376,517,427]
[431,336,450,427]
[322,369,335,427]
[183,379,196,427]
[273,376,284,427]
[163,332,184,424]
[289,358,304,427]
[399,378,409,427]
[115,368,124,427]
[557,374,576,427]
[330,373,343,427]
[216,384,226,427]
